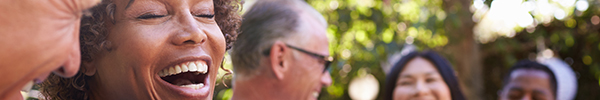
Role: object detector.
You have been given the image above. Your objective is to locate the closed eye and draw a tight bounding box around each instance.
[399,81,412,86]
[137,14,165,19]
[195,14,214,18]
[397,80,414,86]
[425,78,436,83]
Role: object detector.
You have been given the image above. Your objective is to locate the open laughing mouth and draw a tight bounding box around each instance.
[159,61,209,90]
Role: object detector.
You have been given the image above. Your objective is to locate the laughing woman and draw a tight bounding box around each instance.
[383,51,465,100]
[40,0,240,99]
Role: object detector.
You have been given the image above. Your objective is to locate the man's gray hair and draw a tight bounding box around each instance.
[231,0,326,79]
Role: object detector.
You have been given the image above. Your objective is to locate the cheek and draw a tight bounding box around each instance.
[92,24,170,95]
[109,22,168,59]
[206,25,226,83]
[298,61,320,80]
[99,24,166,76]
[207,26,226,64]
[430,82,452,100]
[393,86,411,100]
[286,61,318,91]
[209,57,222,82]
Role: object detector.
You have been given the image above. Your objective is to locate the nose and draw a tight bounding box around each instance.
[521,94,532,100]
[170,12,207,46]
[414,81,431,97]
[53,33,81,78]
[321,71,332,87]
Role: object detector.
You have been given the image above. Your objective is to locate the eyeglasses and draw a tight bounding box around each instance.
[263,44,333,73]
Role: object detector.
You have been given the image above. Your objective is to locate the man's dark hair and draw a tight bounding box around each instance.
[503,60,558,97]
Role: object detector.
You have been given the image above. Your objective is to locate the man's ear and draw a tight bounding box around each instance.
[82,61,97,76]
[269,41,289,80]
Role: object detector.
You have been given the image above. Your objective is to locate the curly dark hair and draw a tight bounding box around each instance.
[39,0,241,99]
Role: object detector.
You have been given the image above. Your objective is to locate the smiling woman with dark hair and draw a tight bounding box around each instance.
[39,0,241,99]
[383,51,465,100]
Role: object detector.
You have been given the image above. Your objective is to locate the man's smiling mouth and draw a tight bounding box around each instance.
[159,61,209,89]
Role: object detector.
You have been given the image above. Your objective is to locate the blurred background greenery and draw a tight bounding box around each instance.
[211,0,600,100]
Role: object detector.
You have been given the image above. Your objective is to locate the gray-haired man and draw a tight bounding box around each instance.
[230,0,332,99]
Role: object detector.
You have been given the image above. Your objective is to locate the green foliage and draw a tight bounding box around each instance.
[304,0,600,99]
[305,0,451,99]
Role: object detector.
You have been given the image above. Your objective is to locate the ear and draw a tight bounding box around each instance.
[106,3,116,24]
[82,61,97,76]
[269,41,290,80]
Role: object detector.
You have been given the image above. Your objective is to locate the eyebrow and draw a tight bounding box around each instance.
[400,75,414,79]
[125,0,135,9]
[509,87,524,92]
[399,71,437,78]
[532,89,548,95]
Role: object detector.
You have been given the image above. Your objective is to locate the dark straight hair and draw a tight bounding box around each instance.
[383,51,466,100]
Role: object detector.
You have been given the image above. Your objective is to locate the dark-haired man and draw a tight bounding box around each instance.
[499,60,557,100]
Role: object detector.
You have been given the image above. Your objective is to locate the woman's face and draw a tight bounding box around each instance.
[86,0,225,99]
[393,57,452,100]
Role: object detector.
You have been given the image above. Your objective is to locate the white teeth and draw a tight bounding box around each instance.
[175,65,182,73]
[160,70,166,77]
[188,62,198,72]
[181,64,189,72]
[162,69,168,76]
[168,67,176,76]
[312,92,319,98]
[158,70,164,77]
[180,83,205,89]
[197,61,207,74]
[159,61,209,77]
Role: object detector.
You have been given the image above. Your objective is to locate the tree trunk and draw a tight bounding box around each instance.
[442,0,483,99]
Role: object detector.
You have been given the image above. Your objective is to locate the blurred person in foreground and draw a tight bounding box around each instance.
[0,0,100,99]
[229,0,332,99]
[499,60,557,100]
[383,51,466,100]
[39,0,241,99]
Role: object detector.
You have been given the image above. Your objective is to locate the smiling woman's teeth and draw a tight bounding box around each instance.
[181,83,205,89]
[159,61,208,77]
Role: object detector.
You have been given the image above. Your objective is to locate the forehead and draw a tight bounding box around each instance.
[510,69,551,81]
[297,11,329,54]
[400,57,438,75]
[113,0,213,8]
[300,12,327,39]
[507,69,553,91]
